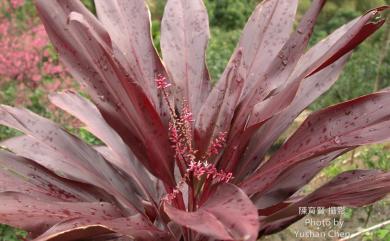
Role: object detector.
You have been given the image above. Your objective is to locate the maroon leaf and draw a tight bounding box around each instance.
[160,0,211,118]
[0,192,123,235]
[259,170,390,234]
[0,105,141,213]
[241,91,390,196]
[195,0,298,155]
[94,0,168,115]
[303,6,388,77]
[238,0,298,98]
[222,68,302,174]
[195,49,245,155]
[164,184,259,241]
[49,91,156,203]
[252,148,350,209]
[32,215,171,241]
[35,0,175,187]
[223,6,387,177]
[238,54,350,181]
[230,0,326,139]
[214,0,325,175]
[0,150,112,202]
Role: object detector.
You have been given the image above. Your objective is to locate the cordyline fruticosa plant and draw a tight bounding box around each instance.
[0,0,390,240]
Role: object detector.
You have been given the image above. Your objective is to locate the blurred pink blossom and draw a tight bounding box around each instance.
[0,1,66,85]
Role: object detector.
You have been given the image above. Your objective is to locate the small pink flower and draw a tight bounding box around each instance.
[182,104,194,123]
[206,132,227,157]
[155,74,171,89]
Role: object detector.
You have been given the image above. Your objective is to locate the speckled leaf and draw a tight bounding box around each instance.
[238,54,350,181]
[246,7,388,158]
[32,215,171,241]
[259,170,390,235]
[228,6,387,178]
[238,0,298,98]
[195,0,298,155]
[164,184,259,241]
[0,105,141,213]
[221,68,301,174]
[301,6,388,77]
[252,148,350,209]
[35,0,175,187]
[195,50,245,155]
[161,0,211,117]
[49,91,155,203]
[94,0,167,113]
[241,91,390,196]
[0,150,112,202]
[231,0,326,139]
[0,192,123,236]
[35,0,140,152]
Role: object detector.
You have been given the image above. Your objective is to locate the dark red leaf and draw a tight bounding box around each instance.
[35,0,175,187]
[195,49,245,155]
[241,91,390,196]
[238,0,298,98]
[49,91,156,203]
[195,0,298,155]
[160,0,211,117]
[94,0,168,117]
[32,215,171,241]
[230,0,326,139]
[164,184,259,241]
[238,54,350,180]
[305,6,388,77]
[0,192,123,235]
[259,170,390,234]
[221,6,388,177]
[0,106,141,213]
[0,150,113,202]
[252,148,350,209]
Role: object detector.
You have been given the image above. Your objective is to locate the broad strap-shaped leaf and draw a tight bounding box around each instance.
[94,0,167,114]
[49,91,155,203]
[32,215,171,241]
[0,105,141,213]
[0,150,112,202]
[161,0,211,118]
[0,192,123,236]
[219,1,330,173]
[69,11,174,186]
[248,7,386,158]
[164,184,259,241]
[241,91,390,196]
[195,0,297,154]
[238,54,350,181]
[300,6,388,78]
[221,67,303,174]
[259,170,390,235]
[238,0,298,99]
[35,0,175,187]
[195,50,245,155]
[232,7,385,178]
[216,0,325,174]
[252,148,350,209]
[230,0,326,139]
[220,84,301,176]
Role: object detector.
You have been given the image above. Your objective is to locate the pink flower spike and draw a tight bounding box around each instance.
[182,104,194,122]
[155,74,171,89]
